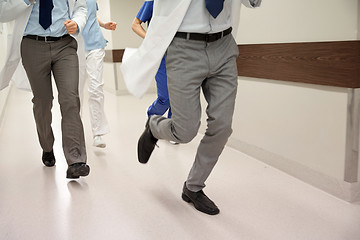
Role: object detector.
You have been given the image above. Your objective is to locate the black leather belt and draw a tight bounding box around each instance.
[175,27,232,43]
[23,34,70,42]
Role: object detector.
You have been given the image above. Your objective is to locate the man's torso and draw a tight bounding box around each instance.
[179,0,232,33]
[24,0,70,37]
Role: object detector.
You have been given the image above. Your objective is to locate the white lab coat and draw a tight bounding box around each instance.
[121,0,261,98]
[0,0,29,22]
[0,0,88,91]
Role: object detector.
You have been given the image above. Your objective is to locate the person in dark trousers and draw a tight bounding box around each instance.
[20,0,90,179]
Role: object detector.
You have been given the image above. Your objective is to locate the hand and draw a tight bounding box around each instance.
[104,21,117,31]
[64,20,78,34]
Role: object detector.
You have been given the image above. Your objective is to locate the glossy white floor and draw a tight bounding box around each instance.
[0,86,360,240]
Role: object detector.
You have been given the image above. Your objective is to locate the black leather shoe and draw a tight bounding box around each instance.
[66,163,90,179]
[137,118,158,164]
[42,150,56,167]
[182,182,220,215]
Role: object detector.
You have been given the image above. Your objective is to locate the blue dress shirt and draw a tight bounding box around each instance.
[23,0,70,37]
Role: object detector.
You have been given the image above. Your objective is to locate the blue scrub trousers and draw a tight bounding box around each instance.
[147,56,172,118]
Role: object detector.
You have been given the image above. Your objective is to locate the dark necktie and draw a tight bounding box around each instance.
[39,0,54,30]
[205,0,224,19]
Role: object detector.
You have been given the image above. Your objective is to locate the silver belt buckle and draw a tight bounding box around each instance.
[44,36,54,43]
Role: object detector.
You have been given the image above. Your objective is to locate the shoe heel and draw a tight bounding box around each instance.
[182,193,191,203]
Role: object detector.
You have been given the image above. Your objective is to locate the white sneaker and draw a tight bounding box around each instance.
[93,136,106,148]
[169,141,179,145]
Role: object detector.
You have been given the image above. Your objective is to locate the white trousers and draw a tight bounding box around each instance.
[84,48,110,137]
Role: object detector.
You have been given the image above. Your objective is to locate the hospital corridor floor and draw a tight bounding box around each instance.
[0,87,359,240]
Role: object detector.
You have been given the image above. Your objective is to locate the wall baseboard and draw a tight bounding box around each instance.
[226,137,360,203]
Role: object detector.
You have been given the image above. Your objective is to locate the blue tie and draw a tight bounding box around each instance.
[205,0,224,19]
[39,0,54,30]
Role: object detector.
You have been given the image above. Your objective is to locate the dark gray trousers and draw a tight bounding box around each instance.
[21,36,87,165]
[149,34,239,192]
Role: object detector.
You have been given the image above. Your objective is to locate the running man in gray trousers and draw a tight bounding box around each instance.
[138,0,262,215]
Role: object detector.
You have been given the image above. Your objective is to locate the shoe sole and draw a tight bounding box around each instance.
[43,160,55,167]
[94,143,106,148]
[66,165,90,179]
[181,193,220,215]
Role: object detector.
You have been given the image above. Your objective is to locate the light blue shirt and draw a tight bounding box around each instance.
[179,0,232,33]
[81,0,107,51]
[23,0,70,37]
[179,0,260,33]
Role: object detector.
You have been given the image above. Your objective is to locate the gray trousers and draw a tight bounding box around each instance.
[149,34,239,192]
[21,36,87,165]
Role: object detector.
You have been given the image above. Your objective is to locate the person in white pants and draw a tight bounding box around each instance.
[80,0,116,148]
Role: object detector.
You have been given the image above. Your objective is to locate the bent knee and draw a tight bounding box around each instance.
[174,126,199,143]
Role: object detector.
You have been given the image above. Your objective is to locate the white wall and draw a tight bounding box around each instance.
[108,0,144,49]
[219,0,360,201]
[97,0,114,49]
[232,80,348,179]
[237,0,359,44]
